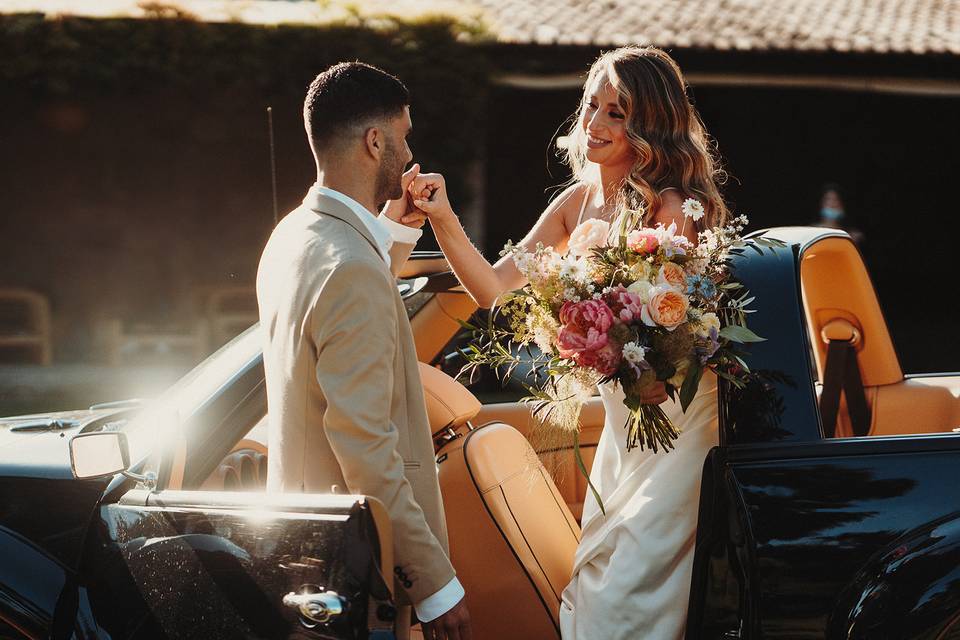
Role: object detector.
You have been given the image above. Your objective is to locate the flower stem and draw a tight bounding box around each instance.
[624,404,680,453]
[574,429,605,515]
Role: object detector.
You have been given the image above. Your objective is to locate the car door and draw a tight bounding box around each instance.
[85,487,395,639]
[687,229,960,639]
[70,331,397,639]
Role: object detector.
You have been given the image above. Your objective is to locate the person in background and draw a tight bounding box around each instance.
[816,182,864,247]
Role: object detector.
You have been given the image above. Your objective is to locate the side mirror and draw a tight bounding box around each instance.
[69,432,130,479]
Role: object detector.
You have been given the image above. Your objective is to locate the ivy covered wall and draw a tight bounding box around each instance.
[0,12,490,361]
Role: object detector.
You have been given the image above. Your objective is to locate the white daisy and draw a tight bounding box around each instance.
[559,255,590,284]
[681,198,705,221]
[512,252,534,276]
[622,341,648,365]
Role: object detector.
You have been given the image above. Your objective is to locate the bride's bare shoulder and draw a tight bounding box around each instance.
[652,189,686,225]
[545,182,589,230]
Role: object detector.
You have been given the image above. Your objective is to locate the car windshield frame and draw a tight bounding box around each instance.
[122,324,262,463]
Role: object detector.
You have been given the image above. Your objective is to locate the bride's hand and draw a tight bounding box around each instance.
[640,382,669,405]
[381,163,427,229]
[407,172,458,230]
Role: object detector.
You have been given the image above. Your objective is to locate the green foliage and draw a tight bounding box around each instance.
[719,324,766,343]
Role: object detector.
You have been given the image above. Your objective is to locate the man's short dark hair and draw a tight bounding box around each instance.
[304,62,410,151]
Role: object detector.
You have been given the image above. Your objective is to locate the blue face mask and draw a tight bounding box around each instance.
[821,207,844,222]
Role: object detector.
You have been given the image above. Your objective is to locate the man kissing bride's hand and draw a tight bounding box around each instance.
[407,172,456,229]
[381,162,428,229]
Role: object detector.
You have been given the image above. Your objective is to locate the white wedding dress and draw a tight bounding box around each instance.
[559,371,719,640]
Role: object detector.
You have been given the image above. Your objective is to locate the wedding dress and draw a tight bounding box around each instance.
[559,371,718,639]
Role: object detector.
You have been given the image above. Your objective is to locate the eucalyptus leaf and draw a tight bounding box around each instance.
[679,363,703,412]
[720,324,766,343]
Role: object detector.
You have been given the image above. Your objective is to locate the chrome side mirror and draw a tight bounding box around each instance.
[69,432,130,479]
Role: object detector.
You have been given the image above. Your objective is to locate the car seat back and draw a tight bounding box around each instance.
[438,423,580,640]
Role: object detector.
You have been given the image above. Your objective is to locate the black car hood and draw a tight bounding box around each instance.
[0,408,132,570]
[0,408,131,479]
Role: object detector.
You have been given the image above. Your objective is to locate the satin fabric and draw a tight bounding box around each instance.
[560,372,718,639]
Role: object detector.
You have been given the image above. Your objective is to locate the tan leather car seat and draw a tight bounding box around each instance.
[420,362,581,639]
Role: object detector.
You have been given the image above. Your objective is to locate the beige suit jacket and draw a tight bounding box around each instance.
[256,193,455,605]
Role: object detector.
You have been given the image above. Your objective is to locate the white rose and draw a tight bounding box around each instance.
[567,218,611,256]
[629,259,652,281]
[697,312,721,337]
[627,279,654,304]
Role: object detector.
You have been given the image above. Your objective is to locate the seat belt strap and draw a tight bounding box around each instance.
[820,339,847,438]
[842,343,872,436]
[820,339,871,437]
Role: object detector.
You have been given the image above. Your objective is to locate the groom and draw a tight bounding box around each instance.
[256,62,471,640]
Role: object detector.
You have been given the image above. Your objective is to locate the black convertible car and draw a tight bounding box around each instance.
[1,227,958,639]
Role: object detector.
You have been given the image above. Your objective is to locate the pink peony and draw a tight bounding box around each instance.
[627,228,660,254]
[556,300,620,375]
[605,286,646,324]
[582,342,621,375]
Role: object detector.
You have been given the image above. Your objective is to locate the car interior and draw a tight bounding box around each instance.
[799,233,960,439]
[179,232,959,638]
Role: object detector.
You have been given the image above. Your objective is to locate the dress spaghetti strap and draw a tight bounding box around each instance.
[575,184,591,227]
[575,185,681,229]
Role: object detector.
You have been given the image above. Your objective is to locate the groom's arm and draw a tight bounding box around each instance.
[310,258,457,604]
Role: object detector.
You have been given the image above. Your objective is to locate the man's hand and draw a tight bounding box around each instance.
[408,172,457,231]
[381,163,426,229]
[421,598,471,640]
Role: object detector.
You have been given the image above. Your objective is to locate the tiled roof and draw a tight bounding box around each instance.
[471,0,960,55]
[5,0,959,56]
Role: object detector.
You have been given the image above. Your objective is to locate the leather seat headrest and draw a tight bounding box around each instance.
[821,317,861,346]
[418,363,482,433]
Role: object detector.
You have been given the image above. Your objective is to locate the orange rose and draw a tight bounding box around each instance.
[657,262,687,291]
[643,285,690,331]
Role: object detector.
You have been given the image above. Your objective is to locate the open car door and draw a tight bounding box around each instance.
[90,488,395,639]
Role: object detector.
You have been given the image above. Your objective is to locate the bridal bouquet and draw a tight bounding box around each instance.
[460,199,781,457]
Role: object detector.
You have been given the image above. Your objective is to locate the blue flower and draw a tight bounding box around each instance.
[686,275,717,299]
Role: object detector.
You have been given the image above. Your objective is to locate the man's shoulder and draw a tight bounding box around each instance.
[262,206,379,269]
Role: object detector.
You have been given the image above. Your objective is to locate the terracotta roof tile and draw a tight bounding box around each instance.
[5,0,958,56]
[470,0,960,55]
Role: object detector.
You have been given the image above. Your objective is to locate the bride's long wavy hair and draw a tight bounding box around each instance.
[561,46,730,231]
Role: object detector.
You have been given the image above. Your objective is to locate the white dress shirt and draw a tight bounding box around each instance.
[308,185,423,267]
[306,184,465,622]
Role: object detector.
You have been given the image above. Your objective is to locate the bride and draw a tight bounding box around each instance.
[407,46,730,639]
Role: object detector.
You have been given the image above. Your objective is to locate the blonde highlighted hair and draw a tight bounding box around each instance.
[562,46,730,230]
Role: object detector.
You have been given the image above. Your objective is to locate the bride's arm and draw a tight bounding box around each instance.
[411,177,582,309]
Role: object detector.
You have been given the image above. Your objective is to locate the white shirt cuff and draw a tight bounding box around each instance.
[413,577,464,623]
[378,213,423,245]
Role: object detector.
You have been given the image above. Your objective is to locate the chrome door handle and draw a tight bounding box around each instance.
[282,588,345,624]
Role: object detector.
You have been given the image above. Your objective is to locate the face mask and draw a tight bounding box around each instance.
[821,207,844,222]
